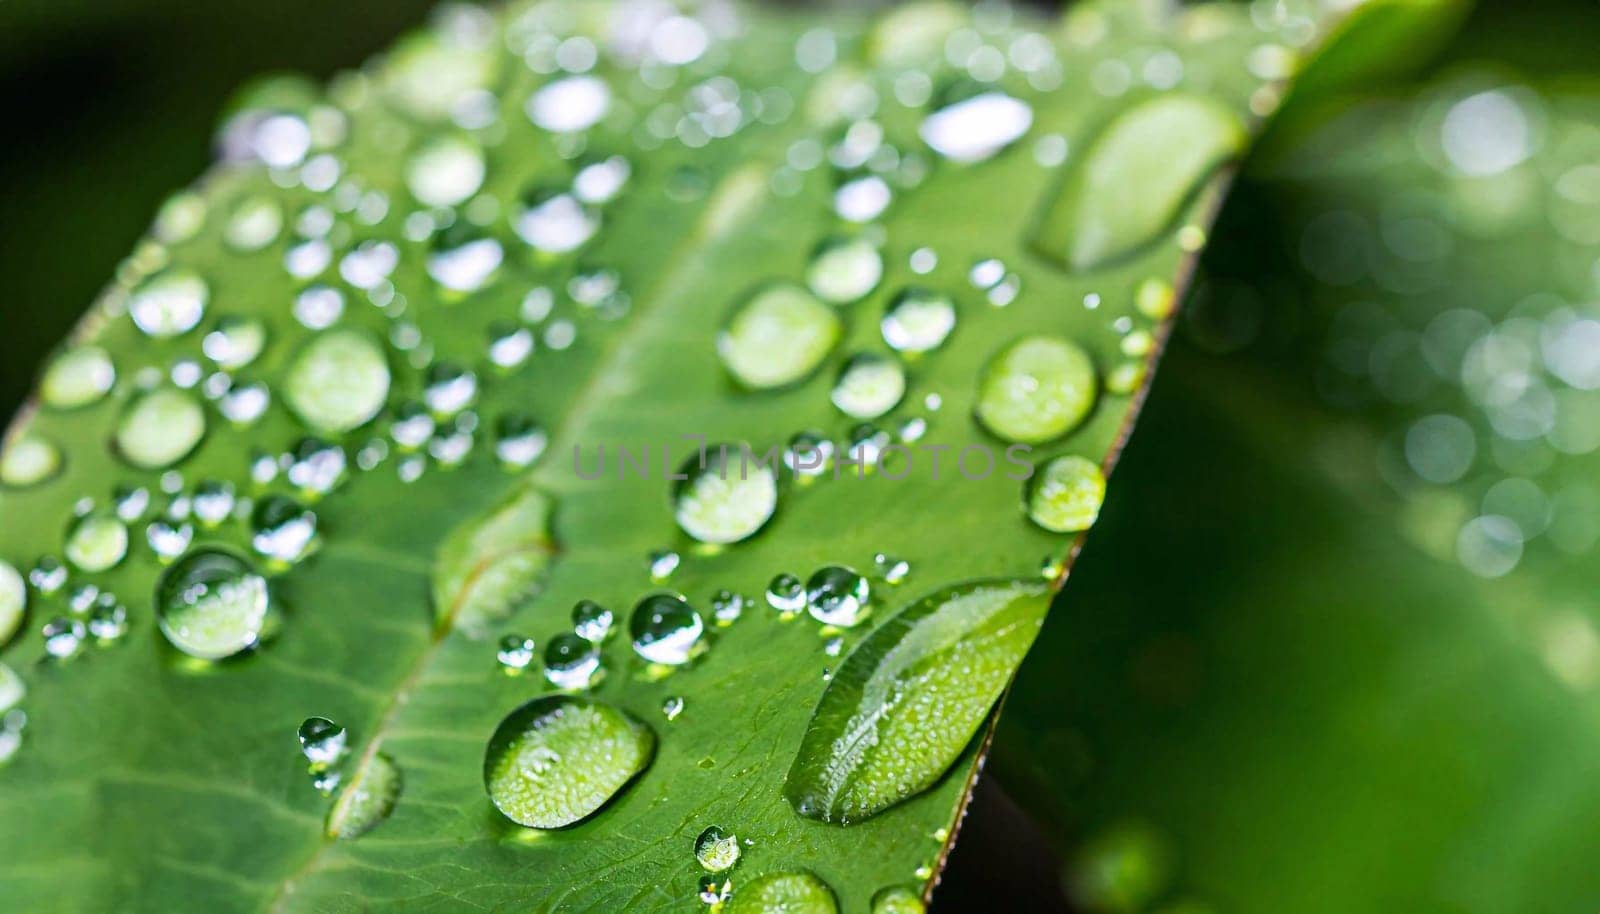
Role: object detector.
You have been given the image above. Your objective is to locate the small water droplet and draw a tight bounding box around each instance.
[487,322,535,370]
[286,438,347,497]
[423,362,478,417]
[662,696,685,721]
[695,824,741,872]
[975,336,1098,444]
[881,288,957,354]
[43,616,86,659]
[41,346,116,409]
[834,175,892,223]
[155,548,270,660]
[873,553,911,584]
[785,432,835,478]
[806,566,870,628]
[699,875,734,907]
[483,694,654,829]
[292,285,345,330]
[648,549,681,582]
[544,632,604,690]
[495,414,548,469]
[766,573,805,614]
[28,557,67,595]
[629,594,705,666]
[572,600,615,643]
[224,195,283,251]
[427,223,504,293]
[831,354,906,420]
[574,154,632,204]
[146,516,195,562]
[515,189,600,254]
[251,495,318,564]
[115,388,207,469]
[88,601,128,641]
[298,717,349,767]
[806,236,883,305]
[711,590,745,626]
[219,380,271,426]
[497,634,537,672]
[871,886,925,914]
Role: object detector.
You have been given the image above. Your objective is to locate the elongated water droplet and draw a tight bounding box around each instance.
[674,445,779,545]
[284,328,391,435]
[920,91,1033,163]
[648,549,681,582]
[726,871,838,914]
[1032,93,1244,269]
[327,752,402,840]
[155,548,270,660]
[695,825,741,873]
[806,236,883,305]
[64,513,129,573]
[130,269,208,338]
[298,717,348,767]
[1026,455,1106,533]
[806,566,870,628]
[406,134,486,208]
[786,578,1050,823]
[0,434,62,488]
[433,485,554,635]
[871,886,925,914]
[975,336,1097,444]
[483,695,654,829]
[572,600,614,642]
[527,75,610,133]
[832,354,907,420]
[630,594,705,666]
[881,288,956,354]
[41,346,116,409]
[115,388,207,469]
[719,285,841,390]
[544,633,603,690]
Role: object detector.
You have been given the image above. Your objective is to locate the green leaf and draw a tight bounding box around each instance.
[0,1,1365,911]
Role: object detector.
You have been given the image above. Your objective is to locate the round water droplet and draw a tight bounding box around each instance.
[88,601,128,641]
[726,871,838,914]
[483,694,654,829]
[515,190,599,254]
[251,495,318,564]
[293,285,345,330]
[572,600,614,643]
[544,633,603,690]
[831,354,906,420]
[806,236,883,305]
[718,285,841,390]
[428,223,504,293]
[711,589,745,625]
[129,269,208,338]
[673,446,779,545]
[835,175,892,223]
[43,616,86,659]
[0,434,63,488]
[870,886,925,914]
[191,479,236,527]
[0,561,25,648]
[975,336,1097,444]
[41,346,116,409]
[284,328,391,434]
[406,134,486,208]
[497,634,536,672]
[495,414,548,469]
[423,362,478,417]
[298,717,348,767]
[326,752,402,840]
[806,566,870,627]
[882,288,956,353]
[287,437,347,496]
[766,573,805,614]
[1025,455,1105,533]
[155,548,269,660]
[224,195,283,251]
[629,593,705,666]
[203,316,268,369]
[115,388,207,469]
[785,432,835,478]
[695,825,741,873]
[527,75,610,133]
[64,513,129,573]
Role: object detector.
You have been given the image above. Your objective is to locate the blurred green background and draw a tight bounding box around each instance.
[4,1,1600,912]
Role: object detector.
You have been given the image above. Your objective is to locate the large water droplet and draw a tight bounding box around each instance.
[726,871,838,914]
[806,566,870,628]
[129,270,208,338]
[881,288,956,354]
[920,90,1033,163]
[41,346,116,409]
[695,824,741,873]
[673,446,779,545]
[115,388,207,469]
[327,752,402,840]
[0,561,25,649]
[155,548,270,660]
[1025,455,1105,533]
[284,328,391,435]
[831,354,906,420]
[871,886,925,914]
[806,236,883,305]
[719,285,841,390]
[483,695,654,828]
[975,336,1097,444]
[1032,93,1244,269]
[406,134,486,208]
[786,579,1050,823]
[64,513,130,573]
[0,434,63,488]
[630,594,705,666]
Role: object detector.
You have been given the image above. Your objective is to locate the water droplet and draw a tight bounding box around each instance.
[41,346,116,409]
[115,388,207,469]
[726,871,837,914]
[975,336,1097,444]
[881,288,957,354]
[806,236,883,305]
[0,434,63,488]
[88,601,128,641]
[483,695,654,829]
[224,195,283,251]
[674,446,779,545]
[785,432,835,478]
[1026,455,1106,534]
[390,402,436,451]
[251,495,318,564]
[286,438,347,496]
[217,380,270,426]
[298,717,348,767]
[406,134,486,207]
[831,354,906,420]
[495,414,548,469]
[766,573,805,614]
[574,154,631,204]
[0,662,23,714]
[203,316,268,369]
[497,634,537,672]
[515,190,600,254]
[422,362,478,418]
[0,562,25,649]
[284,328,391,434]
[488,322,535,370]
[527,75,610,133]
[806,566,870,627]
[920,91,1033,163]
[29,557,67,595]
[571,600,614,643]
[326,752,402,840]
[43,616,86,659]
[871,886,925,914]
[427,223,504,293]
[155,548,270,660]
[146,516,195,561]
[662,696,685,720]
[630,593,705,666]
[544,633,604,689]
[648,549,681,582]
[292,285,345,330]
[695,824,741,872]
[711,590,745,625]
[1032,93,1244,269]
[787,579,1050,823]
[835,175,892,223]
[64,513,130,573]
[718,284,841,390]
[129,269,208,338]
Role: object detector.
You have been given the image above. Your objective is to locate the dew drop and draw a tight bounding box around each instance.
[64,513,130,573]
[129,269,208,338]
[806,566,870,627]
[284,328,391,435]
[572,600,614,643]
[43,616,86,659]
[390,402,436,451]
[298,717,349,767]
[648,549,682,582]
[695,825,741,873]
[711,589,745,625]
[834,175,891,223]
[427,223,504,293]
[326,752,402,840]
[674,445,779,545]
[515,190,600,254]
[115,388,207,469]
[573,154,632,204]
[292,284,345,330]
[496,634,537,673]
[871,886,925,914]
[874,553,911,584]
[831,353,907,420]
[726,871,838,914]
[766,573,805,614]
[250,495,318,564]
[527,75,610,133]
[224,195,283,251]
[629,594,705,666]
[661,696,685,721]
[483,695,654,829]
[785,432,835,478]
[0,434,63,488]
[0,562,25,649]
[544,632,603,690]
[406,134,486,208]
[88,601,128,642]
[0,662,23,714]
[146,517,195,562]
[155,548,269,660]
[488,322,535,370]
[920,91,1033,163]
[719,284,841,390]
[975,335,1097,444]
[1025,455,1105,533]
[806,236,883,305]
[881,288,957,354]
[41,346,116,409]
[203,316,268,369]
[495,414,548,469]
[287,438,347,496]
